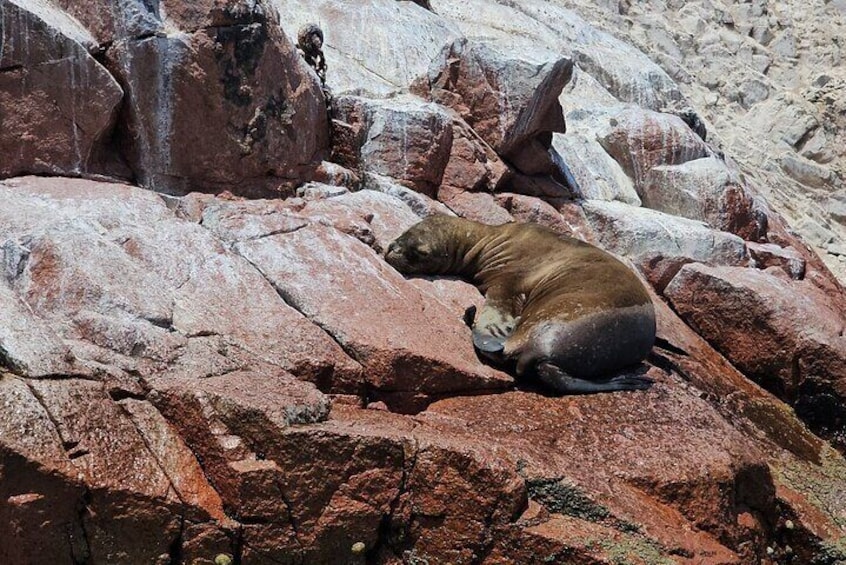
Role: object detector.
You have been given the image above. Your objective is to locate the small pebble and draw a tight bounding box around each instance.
[351,541,366,554]
[766,546,775,556]
[784,519,794,530]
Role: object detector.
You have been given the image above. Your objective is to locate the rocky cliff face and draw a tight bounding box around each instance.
[1,0,845,564]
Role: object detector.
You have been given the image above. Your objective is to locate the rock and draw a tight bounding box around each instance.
[232,222,513,409]
[552,131,641,205]
[643,157,767,240]
[276,0,462,96]
[437,185,514,225]
[440,116,509,194]
[105,0,329,196]
[4,0,846,561]
[0,0,124,178]
[431,0,683,110]
[0,177,363,392]
[780,153,835,188]
[298,188,423,252]
[0,277,75,377]
[581,200,749,268]
[1,376,232,563]
[332,95,454,197]
[418,37,572,178]
[495,193,596,241]
[363,173,455,219]
[747,242,806,280]
[416,385,769,563]
[664,264,846,452]
[597,107,712,190]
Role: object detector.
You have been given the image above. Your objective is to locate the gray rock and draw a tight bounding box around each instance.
[582,199,748,266]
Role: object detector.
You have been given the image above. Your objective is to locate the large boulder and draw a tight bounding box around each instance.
[430,0,684,111]
[50,0,329,196]
[332,96,454,197]
[417,38,573,180]
[231,220,513,410]
[664,263,846,452]
[0,0,124,179]
[642,157,768,241]
[0,375,234,564]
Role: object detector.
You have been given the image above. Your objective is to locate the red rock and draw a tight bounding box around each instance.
[0,177,363,392]
[597,108,711,190]
[0,1,123,178]
[440,116,510,193]
[332,95,454,197]
[664,263,846,452]
[747,241,806,279]
[105,1,329,196]
[438,185,515,225]
[0,375,234,563]
[419,38,572,175]
[495,193,597,242]
[233,222,513,407]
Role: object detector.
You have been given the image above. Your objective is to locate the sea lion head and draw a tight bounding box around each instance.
[385,216,461,275]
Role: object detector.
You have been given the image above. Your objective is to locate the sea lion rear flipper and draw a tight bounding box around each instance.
[537,362,653,394]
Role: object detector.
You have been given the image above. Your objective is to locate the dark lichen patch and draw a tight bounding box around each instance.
[794,378,846,454]
[526,478,611,523]
[213,17,270,107]
[238,90,294,154]
[811,537,846,565]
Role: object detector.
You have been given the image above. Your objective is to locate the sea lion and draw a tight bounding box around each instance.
[385,216,656,394]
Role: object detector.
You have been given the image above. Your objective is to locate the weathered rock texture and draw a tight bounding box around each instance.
[2,0,846,564]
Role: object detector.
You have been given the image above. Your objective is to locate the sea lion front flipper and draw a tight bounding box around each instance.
[471,297,519,362]
[536,362,653,394]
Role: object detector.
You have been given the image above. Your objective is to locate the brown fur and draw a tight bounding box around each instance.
[386,216,656,390]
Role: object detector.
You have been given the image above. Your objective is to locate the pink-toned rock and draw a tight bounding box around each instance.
[664,263,846,452]
[495,193,597,242]
[747,241,806,279]
[106,1,329,195]
[0,1,123,178]
[0,375,235,563]
[643,157,768,241]
[299,188,423,252]
[0,278,75,377]
[0,177,363,392]
[440,116,510,193]
[420,38,573,175]
[363,173,456,219]
[597,107,711,190]
[437,184,514,225]
[233,222,513,408]
[332,95,454,197]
